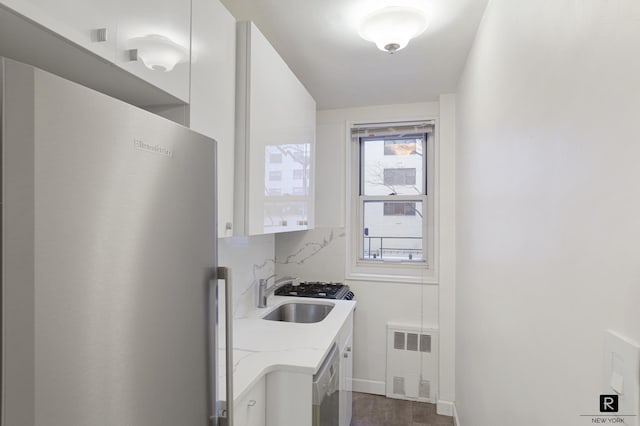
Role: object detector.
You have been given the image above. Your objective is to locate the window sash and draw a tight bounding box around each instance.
[358,194,427,263]
[356,130,428,264]
[354,133,429,196]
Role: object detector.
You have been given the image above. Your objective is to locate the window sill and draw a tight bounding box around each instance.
[345,271,438,285]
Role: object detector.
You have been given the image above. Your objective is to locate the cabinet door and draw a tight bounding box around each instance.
[339,333,354,426]
[115,0,191,102]
[189,0,236,237]
[1,0,117,61]
[235,377,266,426]
[236,22,316,236]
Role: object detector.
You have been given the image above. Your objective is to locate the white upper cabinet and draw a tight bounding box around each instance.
[1,0,117,62]
[189,0,236,237]
[235,22,316,236]
[0,0,190,102]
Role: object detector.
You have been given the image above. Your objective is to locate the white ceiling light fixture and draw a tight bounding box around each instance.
[358,6,429,54]
[129,35,189,72]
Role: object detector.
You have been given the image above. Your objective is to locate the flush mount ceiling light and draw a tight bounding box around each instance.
[129,35,189,72]
[358,6,429,54]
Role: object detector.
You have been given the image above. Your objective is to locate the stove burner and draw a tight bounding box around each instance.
[274,281,353,300]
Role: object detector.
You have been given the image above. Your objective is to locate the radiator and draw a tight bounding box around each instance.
[386,322,438,403]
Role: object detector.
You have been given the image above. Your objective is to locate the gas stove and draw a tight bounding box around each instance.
[274,281,354,300]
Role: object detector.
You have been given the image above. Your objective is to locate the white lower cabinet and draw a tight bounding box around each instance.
[337,312,354,426]
[235,376,266,426]
[266,371,313,426]
[339,332,353,426]
[233,307,356,426]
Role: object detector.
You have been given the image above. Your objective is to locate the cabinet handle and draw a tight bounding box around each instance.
[346,347,352,352]
[343,353,349,358]
[96,28,108,42]
[247,400,257,407]
[128,49,139,62]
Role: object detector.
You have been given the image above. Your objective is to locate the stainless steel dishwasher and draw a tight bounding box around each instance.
[312,343,340,426]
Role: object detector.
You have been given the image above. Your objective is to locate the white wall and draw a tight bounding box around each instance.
[276,100,457,412]
[456,1,640,425]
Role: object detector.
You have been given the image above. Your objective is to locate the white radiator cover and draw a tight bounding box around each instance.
[386,322,439,403]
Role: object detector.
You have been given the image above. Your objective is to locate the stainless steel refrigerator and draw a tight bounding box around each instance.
[1,58,231,426]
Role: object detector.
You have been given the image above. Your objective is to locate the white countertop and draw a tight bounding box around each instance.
[220,296,356,402]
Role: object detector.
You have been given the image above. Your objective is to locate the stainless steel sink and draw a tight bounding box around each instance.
[262,303,334,323]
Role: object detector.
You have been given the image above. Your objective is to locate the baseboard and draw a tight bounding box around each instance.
[453,403,460,426]
[352,378,385,395]
[436,400,454,417]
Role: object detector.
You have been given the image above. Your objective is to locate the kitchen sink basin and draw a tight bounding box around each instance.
[262,303,334,323]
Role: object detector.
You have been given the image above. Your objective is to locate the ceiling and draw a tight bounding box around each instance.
[220,0,489,110]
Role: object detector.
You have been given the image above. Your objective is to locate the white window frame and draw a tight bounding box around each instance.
[345,119,438,284]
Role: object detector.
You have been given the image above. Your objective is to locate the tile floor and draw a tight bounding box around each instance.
[351,392,454,426]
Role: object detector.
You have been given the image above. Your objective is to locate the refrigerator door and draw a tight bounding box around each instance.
[1,58,217,426]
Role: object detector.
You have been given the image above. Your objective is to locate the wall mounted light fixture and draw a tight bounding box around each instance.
[358,6,429,54]
[128,35,189,72]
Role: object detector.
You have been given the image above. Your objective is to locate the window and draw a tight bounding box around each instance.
[269,171,282,181]
[349,120,434,271]
[384,139,418,156]
[383,202,417,216]
[383,168,416,186]
[292,187,306,195]
[269,153,283,163]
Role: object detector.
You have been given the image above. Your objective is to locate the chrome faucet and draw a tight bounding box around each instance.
[257,276,299,308]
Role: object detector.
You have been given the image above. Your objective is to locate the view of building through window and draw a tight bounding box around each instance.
[383,168,417,186]
[383,201,417,216]
[269,170,282,181]
[293,169,305,179]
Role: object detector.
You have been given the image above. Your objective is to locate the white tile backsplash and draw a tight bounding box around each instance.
[275,228,346,282]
